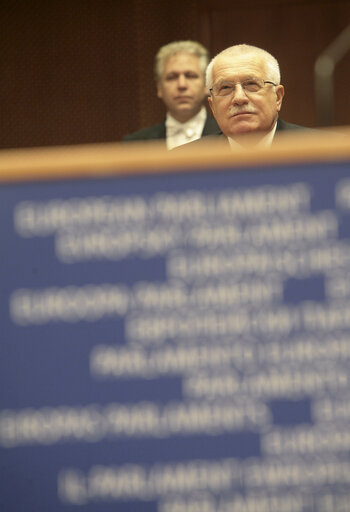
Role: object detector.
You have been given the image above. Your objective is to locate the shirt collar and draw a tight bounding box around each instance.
[166,106,206,133]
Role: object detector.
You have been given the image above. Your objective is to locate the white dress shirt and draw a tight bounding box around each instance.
[165,106,207,150]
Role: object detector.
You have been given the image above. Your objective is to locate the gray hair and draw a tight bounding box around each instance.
[154,40,210,81]
[206,44,281,90]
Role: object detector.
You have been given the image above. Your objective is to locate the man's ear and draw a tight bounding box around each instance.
[276,84,284,112]
[156,82,163,100]
[208,95,214,114]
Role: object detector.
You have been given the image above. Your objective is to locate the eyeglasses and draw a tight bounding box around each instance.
[210,78,276,97]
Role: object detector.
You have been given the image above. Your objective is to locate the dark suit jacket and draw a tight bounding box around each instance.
[275,118,311,133]
[122,113,220,142]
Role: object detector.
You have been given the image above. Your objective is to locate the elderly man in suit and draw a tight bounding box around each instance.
[123,40,219,149]
[204,44,308,148]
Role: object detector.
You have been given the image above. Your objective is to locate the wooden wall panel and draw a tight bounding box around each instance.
[0,0,349,149]
[1,1,141,148]
[0,0,203,149]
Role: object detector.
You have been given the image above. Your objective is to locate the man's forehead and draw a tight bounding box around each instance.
[212,53,266,80]
[163,52,201,72]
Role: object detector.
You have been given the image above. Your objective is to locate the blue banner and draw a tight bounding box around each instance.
[1,159,350,511]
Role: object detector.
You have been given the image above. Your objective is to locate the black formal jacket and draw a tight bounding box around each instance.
[275,118,310,133]
[122,112,220,142]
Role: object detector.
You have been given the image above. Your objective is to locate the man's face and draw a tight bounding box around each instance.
[208,53,284,139]
[157,52,207,123]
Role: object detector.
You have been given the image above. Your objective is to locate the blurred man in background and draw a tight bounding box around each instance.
[123,40,219,149]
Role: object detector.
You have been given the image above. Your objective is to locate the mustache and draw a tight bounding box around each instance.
[229,107,256,117]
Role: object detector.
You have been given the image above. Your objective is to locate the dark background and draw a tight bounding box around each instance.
[1,0,350,149]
